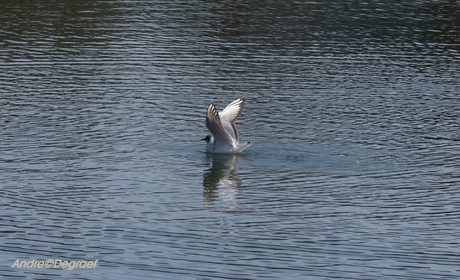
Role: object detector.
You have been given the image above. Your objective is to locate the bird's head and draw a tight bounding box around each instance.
[201,135,211,143]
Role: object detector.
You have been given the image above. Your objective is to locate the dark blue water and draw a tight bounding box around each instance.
[1,1,460,279]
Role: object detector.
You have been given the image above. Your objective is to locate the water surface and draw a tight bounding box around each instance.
[1,1,460,279]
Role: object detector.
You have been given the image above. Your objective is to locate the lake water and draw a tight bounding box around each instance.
[1,1,460,279]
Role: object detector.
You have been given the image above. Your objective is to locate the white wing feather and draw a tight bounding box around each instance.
[218,98,246,142]
[206,103,235,150]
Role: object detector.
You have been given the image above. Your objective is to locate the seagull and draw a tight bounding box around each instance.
[202,98,252,154]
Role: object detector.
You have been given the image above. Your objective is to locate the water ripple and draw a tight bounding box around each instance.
[1,1,460,279]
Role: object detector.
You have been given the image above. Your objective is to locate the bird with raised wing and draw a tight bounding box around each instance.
[202,98,252,154]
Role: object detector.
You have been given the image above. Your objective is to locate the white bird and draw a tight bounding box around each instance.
[202,98,252,154]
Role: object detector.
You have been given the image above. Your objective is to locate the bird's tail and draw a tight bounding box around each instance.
[234,141,253,153]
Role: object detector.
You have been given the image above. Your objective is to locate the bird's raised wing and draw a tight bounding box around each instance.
[206,103,235,150]
[219,98,246,141]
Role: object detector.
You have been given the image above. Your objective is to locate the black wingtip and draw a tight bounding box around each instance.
[208,103,219,117]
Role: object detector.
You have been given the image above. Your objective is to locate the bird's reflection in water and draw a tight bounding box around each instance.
[203,154,241,203]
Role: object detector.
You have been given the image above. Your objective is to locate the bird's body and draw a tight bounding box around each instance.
[203,98,252,154]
